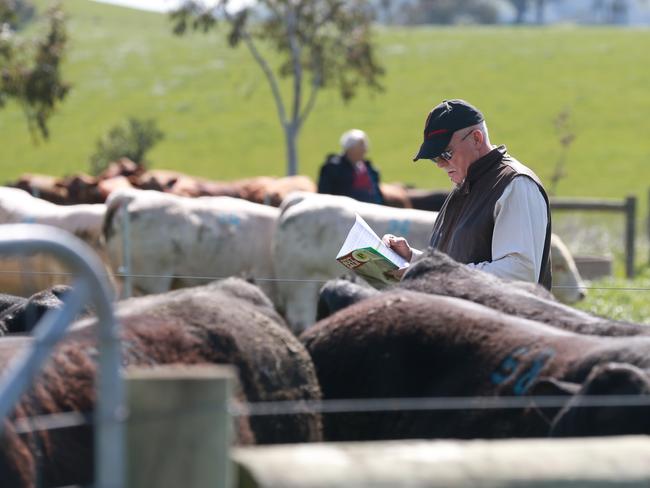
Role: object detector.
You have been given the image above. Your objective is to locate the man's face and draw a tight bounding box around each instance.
[433,128,478,185]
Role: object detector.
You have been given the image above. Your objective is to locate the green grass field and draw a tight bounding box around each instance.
[575,269,650,325]
[2,0,650,196]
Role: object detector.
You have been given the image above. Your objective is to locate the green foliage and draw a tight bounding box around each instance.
[171,0,385,174]
[0,1,69,140]
[171,1,385,103]
[89,117,164,176]
[0,0,35,29]
[575,267,650,325]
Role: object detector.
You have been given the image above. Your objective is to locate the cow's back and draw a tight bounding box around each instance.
[104,189,279,297]
[273,193,437,331]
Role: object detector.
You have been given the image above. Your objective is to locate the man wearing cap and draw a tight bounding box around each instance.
[384,99,552,289]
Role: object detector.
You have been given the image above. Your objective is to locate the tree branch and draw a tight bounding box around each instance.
[223,7,288,127]
[299,69,320,129]
[286,6,302,128]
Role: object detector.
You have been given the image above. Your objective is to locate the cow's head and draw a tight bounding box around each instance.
[550,362,650,437]
[550,233,587,304]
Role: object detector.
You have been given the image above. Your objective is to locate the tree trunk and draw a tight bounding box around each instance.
[285,124,299,176]
[513,0,528,24]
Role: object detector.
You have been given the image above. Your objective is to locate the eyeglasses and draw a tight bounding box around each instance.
[431,129,475,164]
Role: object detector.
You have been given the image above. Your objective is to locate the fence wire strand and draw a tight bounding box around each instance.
[1,268,650,290]
[9,393,650,435]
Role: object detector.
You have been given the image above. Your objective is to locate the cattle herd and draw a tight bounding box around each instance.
[0,163,643,487]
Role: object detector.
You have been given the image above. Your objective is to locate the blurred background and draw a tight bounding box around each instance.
[1,0,650,319]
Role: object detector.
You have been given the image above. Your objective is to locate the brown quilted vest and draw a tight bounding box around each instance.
[429,145,552,290]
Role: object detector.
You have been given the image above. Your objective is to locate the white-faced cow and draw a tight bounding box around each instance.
[277,192,586,331]
[0,187,109,296]
[103,188,279,301]
[273,192,438,332]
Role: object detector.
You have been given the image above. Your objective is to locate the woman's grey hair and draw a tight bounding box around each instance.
[340,129,369,152]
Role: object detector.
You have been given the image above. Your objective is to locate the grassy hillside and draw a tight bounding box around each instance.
[2,1,649,201]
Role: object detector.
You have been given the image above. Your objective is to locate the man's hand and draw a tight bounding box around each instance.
[382,234,413,262]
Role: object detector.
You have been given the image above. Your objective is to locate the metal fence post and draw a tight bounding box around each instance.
[625,195,636,279]
[119,202,133,299]
[0,224,124,488]
[550,196,637,279]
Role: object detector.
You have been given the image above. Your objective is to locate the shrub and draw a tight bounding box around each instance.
[89,117,164,176]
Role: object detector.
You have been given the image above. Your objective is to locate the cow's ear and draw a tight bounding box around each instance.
[550,362,650,437]
[527,377,579,426]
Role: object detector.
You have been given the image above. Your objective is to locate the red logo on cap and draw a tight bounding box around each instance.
[426,129,448,139]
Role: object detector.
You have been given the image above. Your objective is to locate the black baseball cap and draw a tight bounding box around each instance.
[413,99,484,161]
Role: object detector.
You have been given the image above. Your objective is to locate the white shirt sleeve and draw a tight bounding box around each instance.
[466,176,548,282]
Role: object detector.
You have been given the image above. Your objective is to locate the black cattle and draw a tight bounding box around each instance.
[301,289,650,442]
[316,277,377,322]
[550,362,650,437]
[317,249,647,337]
[0,293,26,316]
[399,249,648,336]
[0,278,322,487]
[0,285,73,334]
[404,188,450,212]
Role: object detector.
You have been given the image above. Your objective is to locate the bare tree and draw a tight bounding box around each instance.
[0,1,70,140]
[171,1,385,176]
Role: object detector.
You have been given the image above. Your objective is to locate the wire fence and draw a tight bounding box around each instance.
[0,268,647,291]
[3,262,650,437]
[1,242,650,486]
[10,393,650,436]
[12,391,650,488]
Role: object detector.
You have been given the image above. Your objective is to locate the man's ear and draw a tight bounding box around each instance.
[474,128,484,145]
[527,377,579,426]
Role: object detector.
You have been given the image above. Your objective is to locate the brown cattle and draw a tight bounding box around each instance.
[9,175,68,205]
[379,183,412,208]
[97,158,144,181]
[97,175,133,200]
[405,188,450,212]
[301,289,650,442]
[63,173,103,204]
[136,169,188,193]
[0,279,322,487]
[8,159,318,208]
[237,176,316,206]
[135,170,242,199]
